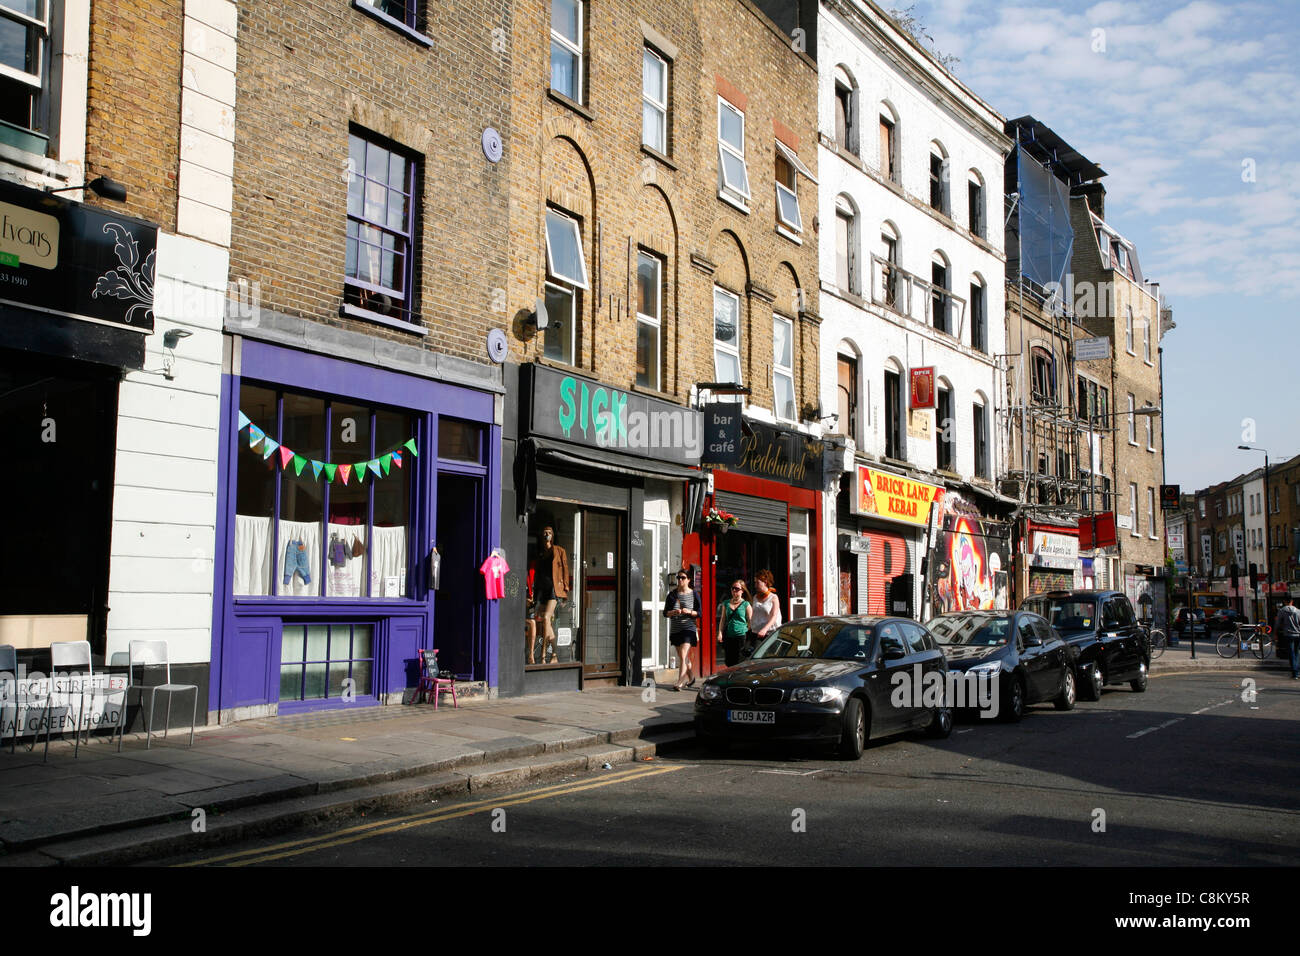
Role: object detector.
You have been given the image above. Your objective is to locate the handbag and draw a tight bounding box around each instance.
[351,536,365,558]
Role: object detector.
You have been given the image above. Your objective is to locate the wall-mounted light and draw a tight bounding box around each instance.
[162,328,192,380]
[46,176,129,202]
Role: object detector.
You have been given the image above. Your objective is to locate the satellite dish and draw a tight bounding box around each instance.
[486,328,508,364]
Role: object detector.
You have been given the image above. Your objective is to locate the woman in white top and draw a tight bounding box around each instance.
[746,569,782,657]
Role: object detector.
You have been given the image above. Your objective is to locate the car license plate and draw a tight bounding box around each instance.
[728,710,775,724]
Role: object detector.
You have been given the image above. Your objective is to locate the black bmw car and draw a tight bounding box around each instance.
[925,610,1076,721]
[693,616,952,760]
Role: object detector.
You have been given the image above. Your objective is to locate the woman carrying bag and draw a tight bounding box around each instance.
[716,579,752,668]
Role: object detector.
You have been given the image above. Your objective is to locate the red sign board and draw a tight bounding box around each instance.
[910,367,935,409]
[1078,512,1117,550]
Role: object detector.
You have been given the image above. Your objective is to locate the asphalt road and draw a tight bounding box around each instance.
[152,670,1300,867]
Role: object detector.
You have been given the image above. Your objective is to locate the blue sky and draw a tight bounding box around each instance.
[902,0,1300,490]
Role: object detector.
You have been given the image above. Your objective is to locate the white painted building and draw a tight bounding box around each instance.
[815,0,1012,617]
[1242,469,1267,620]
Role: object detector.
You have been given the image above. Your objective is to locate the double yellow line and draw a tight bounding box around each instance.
[179,763,681,866]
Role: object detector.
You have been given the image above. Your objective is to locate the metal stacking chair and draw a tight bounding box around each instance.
[121,640,199,750]
[43,641,93,761]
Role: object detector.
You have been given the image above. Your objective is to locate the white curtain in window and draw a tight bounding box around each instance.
[277,519,322,597]
[234,515,273,596]
[370,525,408,596]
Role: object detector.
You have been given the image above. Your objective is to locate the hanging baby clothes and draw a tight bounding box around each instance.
[479,550,509,599]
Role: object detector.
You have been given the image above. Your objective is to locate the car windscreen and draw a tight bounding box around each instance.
[752,621,873,661]
[1027,598,1096,631]
[926,614,1011,646]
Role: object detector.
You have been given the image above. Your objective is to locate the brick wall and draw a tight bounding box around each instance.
[507,0,820,416]
[228,0,513,365]
[83,0,183,231]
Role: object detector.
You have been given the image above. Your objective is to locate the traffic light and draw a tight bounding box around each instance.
[1231,564,1239,589]
[1249,562,1259,587]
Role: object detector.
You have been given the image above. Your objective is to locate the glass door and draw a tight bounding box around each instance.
[789,508,811,620]
[581,509,623,681]
[641,520,670,671]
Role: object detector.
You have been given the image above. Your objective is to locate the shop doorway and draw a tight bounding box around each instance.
[580,509,622,683]
[713,530,788,667]
[0,350,118,655]
[640,518,670,672]
[435,474,486,679]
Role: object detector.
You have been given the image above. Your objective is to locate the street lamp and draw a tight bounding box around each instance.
[1237,444,1271,624]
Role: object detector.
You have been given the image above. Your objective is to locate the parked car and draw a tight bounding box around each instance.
[1206,608,1246,632]
[693,616,952,759]
[1019,590,1149,699]
[1171,607,1207,641]
[925,610,1076,721]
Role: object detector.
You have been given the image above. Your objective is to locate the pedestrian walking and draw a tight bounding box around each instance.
[745,570,782,658]
[664,570,701,690]
[1273,596,1300,679]
[716,579,752,667]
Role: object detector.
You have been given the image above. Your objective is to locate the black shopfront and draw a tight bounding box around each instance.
[499,363,703,695]
[0,180,156,663]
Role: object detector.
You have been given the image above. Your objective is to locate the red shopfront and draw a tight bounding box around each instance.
[685,419,825,678]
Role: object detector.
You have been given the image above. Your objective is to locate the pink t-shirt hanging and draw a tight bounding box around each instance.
[479,552,510,600]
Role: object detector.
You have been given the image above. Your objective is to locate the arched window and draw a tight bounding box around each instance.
[884,360,904,460]
[929,141,949,216]
[936,377,955,472]
[835,195,859,295]
[1030,346,1055,404]
[972,393,989,478]
[931,250,951,334]
[967,170,985,238]
[836,343,860,442]
[833,65,859,155]
[878,103,898,183]
[878,221,899,308]
[969,274,986,352]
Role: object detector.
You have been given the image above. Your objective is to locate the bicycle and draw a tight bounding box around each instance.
[1148,628,1167,660]
[1216,623,1272,660]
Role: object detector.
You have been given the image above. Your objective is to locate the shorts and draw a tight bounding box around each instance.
[671,630,699,647]
[534,580,556,604]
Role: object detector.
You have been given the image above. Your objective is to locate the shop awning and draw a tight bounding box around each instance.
[530,436,705,484]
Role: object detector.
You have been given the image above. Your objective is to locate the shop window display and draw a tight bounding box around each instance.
[234,382,414,599]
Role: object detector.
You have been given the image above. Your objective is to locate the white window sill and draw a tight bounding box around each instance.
[718,191,750,214]
[350,0,434,46]
[776,223,802,244]
[339,302,429,335]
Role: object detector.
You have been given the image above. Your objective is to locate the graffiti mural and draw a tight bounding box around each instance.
[928,495,1010,614]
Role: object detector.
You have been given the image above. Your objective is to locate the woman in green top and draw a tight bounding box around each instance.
[716,579,752,668]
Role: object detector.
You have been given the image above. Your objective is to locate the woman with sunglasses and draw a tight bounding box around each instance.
[664,570,701,690]
[716,580,752,667]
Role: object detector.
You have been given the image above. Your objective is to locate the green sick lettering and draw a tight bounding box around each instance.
[558,376,577,438]
[579,381,591,438]
[592,387,609,445]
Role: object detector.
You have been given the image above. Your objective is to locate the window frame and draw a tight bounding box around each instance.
[1146,414,1155,452]
[837,353,859,442]
[717,97,751,207]
[935,385,954,472]
[0,0,48,136]
[542,205,587,367]
[542,281,578,366]
[344,130,419,327]
[834,79,856,155]
[774,151,802,235]
[1125,306,1135,354]
[835,200,857,295]
[1130,482,1140,537]
[641,46,669,154]
[550,0,584,104]
[969,279,986,353]
[972,401,989,479]
[879,113,897,184]
[1142,314,1152,364]
[352,0,430,44]
[712,286,742,386]
[1127,393,1137,444]
[1030,347,1054,404]
[544,207,590,290]
[928,150,948,216]
[772,313,796,423]
[967,176,984,238]
[1147,487,1157,539]
[635,250,663,391]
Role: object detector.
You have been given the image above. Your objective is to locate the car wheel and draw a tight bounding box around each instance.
[1001,675,1025,723]
[1053,667,1076,711]
[1130,661,1148,693]
[839,696,866,760]
[927,704,953,739]
[1080,662,1103,701]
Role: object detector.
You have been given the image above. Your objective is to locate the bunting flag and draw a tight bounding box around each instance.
[235,411,419,485]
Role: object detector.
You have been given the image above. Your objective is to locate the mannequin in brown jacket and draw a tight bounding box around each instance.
[532,526,571,663]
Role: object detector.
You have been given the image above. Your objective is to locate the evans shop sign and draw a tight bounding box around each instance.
[526,364,702,464]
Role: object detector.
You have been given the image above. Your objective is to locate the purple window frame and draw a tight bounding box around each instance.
[239,383,416,601]
[279,621,379,704]
[346,131,418,324]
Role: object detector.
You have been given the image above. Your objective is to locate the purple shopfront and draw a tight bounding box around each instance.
[210,339,501,719]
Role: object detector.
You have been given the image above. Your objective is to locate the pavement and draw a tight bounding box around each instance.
[0,646,1288,867]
